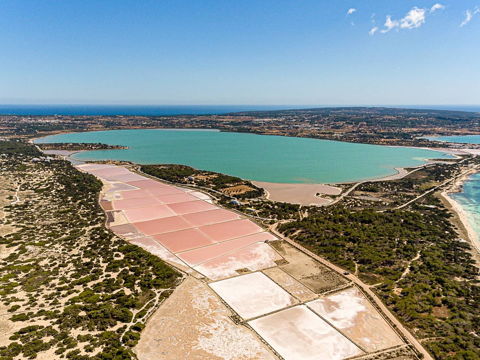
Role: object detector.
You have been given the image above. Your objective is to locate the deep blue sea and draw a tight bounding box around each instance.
[0,104,479,116]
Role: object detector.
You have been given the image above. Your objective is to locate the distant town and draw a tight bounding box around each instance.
[2,107,480,148]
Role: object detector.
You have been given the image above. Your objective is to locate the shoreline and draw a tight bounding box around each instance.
[252,181,341,206]
[439,170,480,264]
[32,131,473,207]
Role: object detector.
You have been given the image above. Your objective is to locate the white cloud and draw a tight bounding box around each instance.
[400,7,426,29]
[430,3,445,13]
[369,26,379,36]
[375,6,432,34]
[460,7,480,27]
[347,8,357,15]
[380,15,399,33]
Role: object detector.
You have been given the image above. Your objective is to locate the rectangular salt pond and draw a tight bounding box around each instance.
[177,232,277,266]
[153,228,214,253]
[194,242,281,280]
[198,219,263,242]
[248,305,362,360]
[123,204,176,222]
[209,272,296,320]
[307,287,403,352]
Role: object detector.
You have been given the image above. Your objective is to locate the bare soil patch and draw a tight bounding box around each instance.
[269,241,347,293]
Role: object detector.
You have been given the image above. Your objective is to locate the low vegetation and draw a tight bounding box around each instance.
[141,164,264,198]
[280,182,479,359]
[0,141,180,359]
[37,142,127,151]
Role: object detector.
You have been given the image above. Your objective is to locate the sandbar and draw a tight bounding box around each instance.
[253,181,341,206]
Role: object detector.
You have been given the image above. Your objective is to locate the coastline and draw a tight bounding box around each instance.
[252,181,341,206]
[439,170,480,265]
[32,130,469,208]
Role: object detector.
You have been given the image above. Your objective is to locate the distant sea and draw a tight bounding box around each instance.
[0,104,479,116]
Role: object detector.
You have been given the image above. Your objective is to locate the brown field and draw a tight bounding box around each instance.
[262,267,317,302]
[222,185,256,196]
[269,241,348,293]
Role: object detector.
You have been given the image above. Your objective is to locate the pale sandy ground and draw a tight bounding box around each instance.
[252,147,479,206]
[262,267,317,302]
[209,272,297,320]
[253,181,341,206]
[248,305,362,360]
[307,287,403,353]
[135,277,276,360]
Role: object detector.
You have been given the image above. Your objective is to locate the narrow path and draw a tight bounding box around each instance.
[396,251,421,284]
[10,184,20,205]
[395,165,479,210]
[328,163,435,207]
[328,182,363,206]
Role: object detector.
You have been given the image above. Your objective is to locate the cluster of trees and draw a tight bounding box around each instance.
[38,142,126,151]
[141,164,264,198]
[279,201,479,359]
[0,140,43,157]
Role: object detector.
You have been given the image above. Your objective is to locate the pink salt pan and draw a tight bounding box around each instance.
[153,193,199,204]
[90,167,130,177]
[198,219,263,242]
[177,232,277,266]
[153,228,215,253]
[105,172,146,182]
[119,189,153,200]
[129,236,186,268]
[126,179,171,189]
[182,209,240,227]
[133,216,192,236]
[105,183,138,192]
[112,197,160,210]
[146,186,185,196]
[78,164,117,171]
[123,204,176,222]
[194,242,281,280]
[167,200,217,215]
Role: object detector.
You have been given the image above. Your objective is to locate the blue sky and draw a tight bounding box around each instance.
[0,0,478,105]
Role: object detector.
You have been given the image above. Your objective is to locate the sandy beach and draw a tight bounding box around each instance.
[440,170,480,264]
[253,181,342,206]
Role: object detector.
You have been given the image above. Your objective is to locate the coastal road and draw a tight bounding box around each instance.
[395,165,479,210]
[269,223,434,360]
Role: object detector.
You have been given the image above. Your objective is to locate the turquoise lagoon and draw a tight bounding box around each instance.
[36,129,451,184]
[428,134,480,144]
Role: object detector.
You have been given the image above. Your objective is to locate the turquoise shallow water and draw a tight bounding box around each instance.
[452,173,480,246]
[428,135,480,144]
[431,135,480,247]
[36,129,451,184]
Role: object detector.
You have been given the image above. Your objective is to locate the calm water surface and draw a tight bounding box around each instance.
[36,129,450,184]
[452,173,480,246]
[429,135,480,144]
[432,135,480,246]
